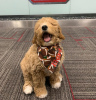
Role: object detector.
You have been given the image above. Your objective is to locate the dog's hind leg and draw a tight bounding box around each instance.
[49,67,63,89]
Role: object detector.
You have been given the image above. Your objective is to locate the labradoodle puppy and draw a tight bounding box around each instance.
[20,17,65,98]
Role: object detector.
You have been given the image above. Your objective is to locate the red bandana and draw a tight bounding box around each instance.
[37,44,62,73]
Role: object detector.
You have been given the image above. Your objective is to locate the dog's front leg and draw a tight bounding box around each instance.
[22,71,33,94]
[32,71,48,98]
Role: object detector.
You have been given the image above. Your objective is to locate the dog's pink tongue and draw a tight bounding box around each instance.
[44,34,51,42]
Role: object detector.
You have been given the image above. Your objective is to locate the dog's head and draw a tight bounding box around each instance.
[32,17,65,46]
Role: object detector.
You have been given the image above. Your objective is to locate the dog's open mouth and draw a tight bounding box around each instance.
[43,32,52,42]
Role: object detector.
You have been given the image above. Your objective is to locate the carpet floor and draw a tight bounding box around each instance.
[0,26,96,100]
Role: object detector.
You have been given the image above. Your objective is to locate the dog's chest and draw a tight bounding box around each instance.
[37,44,62,73]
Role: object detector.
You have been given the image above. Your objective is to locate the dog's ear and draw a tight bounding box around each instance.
[58,26,65,40]
[32,32,37,44]
[32,22,38,44]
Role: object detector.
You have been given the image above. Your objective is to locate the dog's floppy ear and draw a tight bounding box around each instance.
[32,32,37,44]
[32,22,38,44]
[58,26,65,40]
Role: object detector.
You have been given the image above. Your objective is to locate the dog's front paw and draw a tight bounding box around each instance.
[34,87,48,98]
[52,81,61,89]
[23,85,33,94]
[38,91,48,98]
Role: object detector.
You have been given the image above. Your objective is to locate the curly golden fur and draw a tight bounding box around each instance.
[20,17,65,98]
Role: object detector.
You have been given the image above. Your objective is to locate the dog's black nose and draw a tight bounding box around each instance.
[42,25,48,31]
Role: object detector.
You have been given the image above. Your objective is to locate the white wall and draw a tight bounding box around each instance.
[70,0,96,14]
[0,0,96,15]
[28,1,70,15]
[0,0,29,15]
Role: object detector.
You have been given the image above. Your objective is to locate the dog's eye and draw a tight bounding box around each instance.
[50,22,57,26]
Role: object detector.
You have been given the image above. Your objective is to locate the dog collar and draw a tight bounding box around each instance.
[37,44,62,73]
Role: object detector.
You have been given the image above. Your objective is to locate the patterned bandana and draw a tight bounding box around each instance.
[37,44,62,73]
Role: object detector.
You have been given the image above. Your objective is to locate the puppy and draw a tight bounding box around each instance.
[20,17,65,98]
